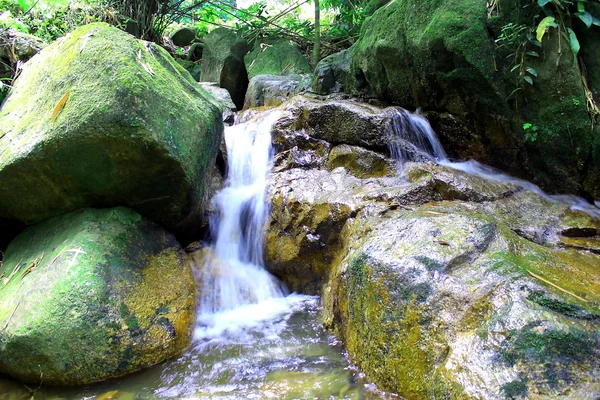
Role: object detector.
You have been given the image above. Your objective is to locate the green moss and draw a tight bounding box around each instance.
[501,326,595,366]
[245,38,311,79]
[501,377,528,399]
[528,290,598,320]
[0,207,196,385]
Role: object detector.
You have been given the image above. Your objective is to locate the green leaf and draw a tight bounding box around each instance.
[576,11,593,28]
[538,0,552,6]
[511,63,522,72]
[577,1,585,12]
[523,75,534,85]
[526,67,538,77]
[526,51,540,57]
[567,28,580,60]
[593,16,600,27]
[536,16,556,42]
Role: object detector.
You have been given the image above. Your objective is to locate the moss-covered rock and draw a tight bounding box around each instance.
[0,28,46,73]
[0,23,223,236]
[199,28,249,109]
[259,97,600,396]
[327,144,393,178]
[312,49,354,95]
[274,96,395,150]
[245,38,312,79]
[0,207,196,386]
[325,208,600,399]
[170,27,196,47]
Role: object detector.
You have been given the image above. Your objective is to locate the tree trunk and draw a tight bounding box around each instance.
[313,0,320,66]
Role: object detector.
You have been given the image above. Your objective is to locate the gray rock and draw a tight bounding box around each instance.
[171,27,196,47]
[244,74,311,109]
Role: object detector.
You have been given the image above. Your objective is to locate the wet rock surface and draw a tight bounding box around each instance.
[261,99,600,399]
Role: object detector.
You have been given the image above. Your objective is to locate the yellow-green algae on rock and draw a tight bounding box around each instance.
[0,207,196,386]
[0,22,222,234]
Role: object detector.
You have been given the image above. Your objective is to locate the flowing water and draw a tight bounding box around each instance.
[386,108,600,218]
[0,110,387,400]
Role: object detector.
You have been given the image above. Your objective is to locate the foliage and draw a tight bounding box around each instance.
[495,0,600,142]
[0,0,113,42]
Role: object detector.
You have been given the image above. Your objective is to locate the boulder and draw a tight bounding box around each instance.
[171,27,196,47]
[312,49,354,95]
[0,207,196,386]
[274,96,394,150]
[0,23,223,236]
[245,38,312,79]
[187,42,203,62]
[324,207,600,399]
[199,28,249,108]
[327,144,394,178]
[199,82,237,124]
[0,28,47,65]
[244,74,311,109]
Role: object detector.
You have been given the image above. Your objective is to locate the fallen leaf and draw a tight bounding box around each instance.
[51,92,71,123]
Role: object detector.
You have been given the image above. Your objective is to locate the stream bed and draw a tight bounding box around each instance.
[0,295,388,400]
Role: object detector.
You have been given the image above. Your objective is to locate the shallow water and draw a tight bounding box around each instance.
[0,296,387,400]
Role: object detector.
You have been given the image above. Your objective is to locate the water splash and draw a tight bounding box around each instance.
[198,110,287,319]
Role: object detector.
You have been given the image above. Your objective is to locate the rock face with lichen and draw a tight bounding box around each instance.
[262,99,600,399]
[0,207,196,386]
[0,23,223,236]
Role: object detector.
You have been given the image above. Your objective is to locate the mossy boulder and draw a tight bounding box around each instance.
[325,208,600,399]
[170,27,196,47]
[312,49,355,95]
[0,207,196,386]
[327,144,393,178]
[260,96,600,396]
[0,23,223,236]
[245,38,312,79]
[274,96,394,150]
[199,27,249,108]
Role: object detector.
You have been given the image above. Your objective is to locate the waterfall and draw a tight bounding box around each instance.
[385,108,447,169]
[197,110,287,331]
[386,107,600,219]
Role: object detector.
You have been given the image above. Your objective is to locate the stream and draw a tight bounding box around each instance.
[0,108,389,400]
[1,103,599,400]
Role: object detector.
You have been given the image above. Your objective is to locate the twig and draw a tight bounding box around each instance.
[527,270,588,303]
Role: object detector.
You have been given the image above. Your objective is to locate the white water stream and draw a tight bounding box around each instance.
[386,108,600,219]
[196,110,295,339]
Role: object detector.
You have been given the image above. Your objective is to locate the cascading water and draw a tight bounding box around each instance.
[386,107,600,218]
[384,108,447,171]
[198,110,286,317]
